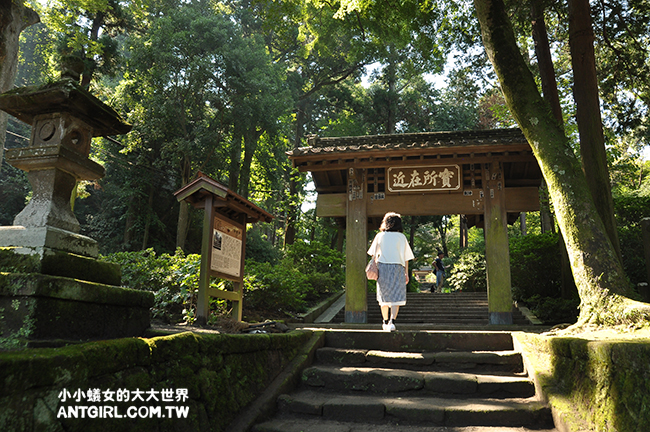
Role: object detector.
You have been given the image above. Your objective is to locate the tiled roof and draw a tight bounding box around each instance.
[288,128,527,157]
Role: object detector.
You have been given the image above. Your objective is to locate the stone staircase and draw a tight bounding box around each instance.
[251,330,557,432]
[331,292,532,325]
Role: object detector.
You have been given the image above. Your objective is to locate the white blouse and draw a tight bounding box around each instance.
[367,231,415,267]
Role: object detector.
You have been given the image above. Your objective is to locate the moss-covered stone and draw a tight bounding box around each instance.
[0,272,153,346]
[0,247,121,286]
[514,332,650,432]
[0,329,313,432]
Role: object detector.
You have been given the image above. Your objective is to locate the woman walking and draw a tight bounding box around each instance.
[367,212,415,331]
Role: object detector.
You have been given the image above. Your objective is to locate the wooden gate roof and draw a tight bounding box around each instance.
[288,128,542,195]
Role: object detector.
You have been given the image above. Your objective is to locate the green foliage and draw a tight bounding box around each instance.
[245,227,282,264]
[614,192,650,285]
[243,241,345,316]
[509,232,562,300]
[523,295,579,325]
[446,251,486,292]
[103,248,201,323]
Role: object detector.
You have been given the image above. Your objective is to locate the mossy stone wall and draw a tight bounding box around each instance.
[514,332,650,431]
[0,330,313,432]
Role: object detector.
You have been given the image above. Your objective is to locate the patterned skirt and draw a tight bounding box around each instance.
[376,262,407,307]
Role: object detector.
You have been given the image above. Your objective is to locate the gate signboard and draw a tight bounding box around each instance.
[387,165,461,192]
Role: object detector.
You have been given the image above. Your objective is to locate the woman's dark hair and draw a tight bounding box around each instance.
[380,212,403,232]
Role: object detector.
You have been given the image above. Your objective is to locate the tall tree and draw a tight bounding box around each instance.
[568,0,622,263]
[0,1,39,170]
[473,0,649,325]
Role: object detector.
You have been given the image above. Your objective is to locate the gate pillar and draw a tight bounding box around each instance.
[484,162,513,324]
[345,168,368,323]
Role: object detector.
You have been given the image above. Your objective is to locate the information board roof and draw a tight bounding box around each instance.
[174,173,274,224]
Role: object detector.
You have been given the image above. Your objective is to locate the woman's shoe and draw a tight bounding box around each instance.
[388,320,396,331]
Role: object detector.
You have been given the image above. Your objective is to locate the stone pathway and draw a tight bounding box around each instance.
[251,330,558,432]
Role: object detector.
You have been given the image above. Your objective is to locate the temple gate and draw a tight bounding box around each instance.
[288,128,543,325]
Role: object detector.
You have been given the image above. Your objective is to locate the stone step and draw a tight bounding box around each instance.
[302,365,534,397]
[253,417,558,432]
[323,330,514,352]
[316,347,524,372]
[274,390,554,428]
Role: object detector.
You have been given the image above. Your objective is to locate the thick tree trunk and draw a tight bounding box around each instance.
[531,0,558,233]
[531,0,576,298]
[474,0,649,326]
[568,0,622,264]
[238,128,262,199]
[385,57,397,134]
[0,2,39,170]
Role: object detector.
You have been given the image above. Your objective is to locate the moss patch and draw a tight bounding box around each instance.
[514,330,650,431]
[0,330,313,432]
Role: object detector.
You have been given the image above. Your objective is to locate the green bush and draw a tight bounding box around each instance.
[509,232,561,300]
[103,248,201,323]
[446,251,487,292]
[524,295,579,325]
[614,193,650,285]
[243,240,345,316]
[245,227,282,264]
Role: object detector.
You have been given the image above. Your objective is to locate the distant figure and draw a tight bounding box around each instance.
[367,212,415,332]
[433,251,446,293]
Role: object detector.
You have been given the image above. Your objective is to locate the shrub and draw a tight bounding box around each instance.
[525,295,579,325]
[243,240,345,317]
[245,228,281,264]
[509,232,561,300]
[614,193,650,285]
[447,252,487,292]
[103,248,201,323]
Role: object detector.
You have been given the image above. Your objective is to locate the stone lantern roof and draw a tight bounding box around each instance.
[0,79,131,137]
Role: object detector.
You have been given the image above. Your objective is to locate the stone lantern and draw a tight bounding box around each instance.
[0,62,153,348]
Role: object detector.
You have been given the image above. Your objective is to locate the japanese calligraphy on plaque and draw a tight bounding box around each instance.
[211,216,243,278]
[387,165,461,193]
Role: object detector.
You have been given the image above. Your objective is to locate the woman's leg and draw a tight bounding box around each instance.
[381,305,390,321]
[391,305,400,320]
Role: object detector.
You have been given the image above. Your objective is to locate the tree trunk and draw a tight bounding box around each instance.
[459,215,469,248]
[238,128,262,199]
[385,56,397,134]
[568,0,622,264]
[228,133,242,193]
[141,183,155,250]
[474,0,649,326]
[0,2,39,170]
[531,0,557,233]
[531,0,575,298]
[284,98,307,246]
[176,155,192,251]
[123,196,136,250]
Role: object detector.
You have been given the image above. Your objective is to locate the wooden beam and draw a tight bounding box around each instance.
[296,153,537,173]
[316,187,539,218]
[208,287,241,302]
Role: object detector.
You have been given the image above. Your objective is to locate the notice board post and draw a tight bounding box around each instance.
[175,173,273,324]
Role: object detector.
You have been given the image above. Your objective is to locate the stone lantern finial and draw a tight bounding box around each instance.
[60,55,85,83]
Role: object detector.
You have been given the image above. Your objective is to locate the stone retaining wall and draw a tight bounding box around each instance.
[514,332,650,432]
[0,330,313,432]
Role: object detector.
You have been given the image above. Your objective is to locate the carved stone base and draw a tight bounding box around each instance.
[0,272,153,348]
[0,225,98,258]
